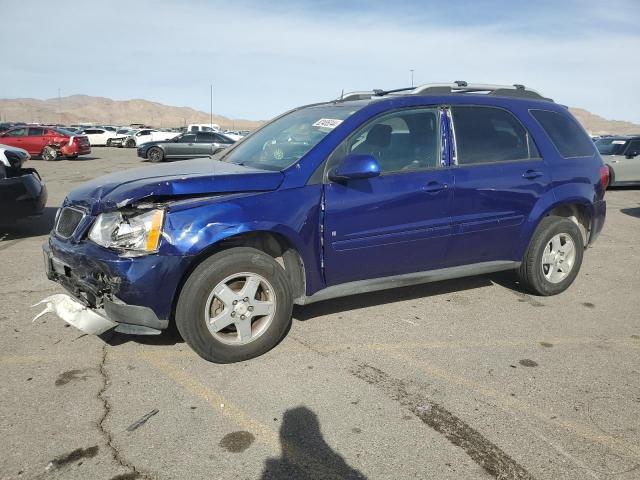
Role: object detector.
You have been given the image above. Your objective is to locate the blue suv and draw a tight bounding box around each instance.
[43,82,608,363]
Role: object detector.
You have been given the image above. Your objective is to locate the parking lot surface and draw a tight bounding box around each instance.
[1,148,639,480]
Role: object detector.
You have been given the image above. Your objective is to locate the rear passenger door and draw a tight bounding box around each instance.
[26,127,47,154]
[447,106,551,266]
[195,132,215,155]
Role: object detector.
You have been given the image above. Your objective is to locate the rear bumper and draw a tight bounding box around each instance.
[0,168,47,219]
[589,199,606,245]
[43,236,193,331]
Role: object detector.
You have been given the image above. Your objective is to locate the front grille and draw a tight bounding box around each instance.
[55,207,85,238]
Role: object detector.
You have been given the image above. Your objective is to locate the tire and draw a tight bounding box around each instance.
[41,146,58,161]
[176,247,293,363]
[148,147,164,163]
[106,139,112,147]
[126,139,136,148]
[607,165,615,188]
[517,215,584,296]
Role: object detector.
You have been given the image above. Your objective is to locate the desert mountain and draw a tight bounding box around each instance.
[0,95,638,135]
[0,95,263,130]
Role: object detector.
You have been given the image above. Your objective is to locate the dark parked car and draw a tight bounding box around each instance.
[0,144,47,219]
[42,82,607,363]
[137,131,235,162]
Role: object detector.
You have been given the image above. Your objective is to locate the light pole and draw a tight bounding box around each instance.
[410,69,414,87]
[210,84,213,129]
[58,88,62,125]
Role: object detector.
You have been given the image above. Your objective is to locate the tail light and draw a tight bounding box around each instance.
[599,165,609,193]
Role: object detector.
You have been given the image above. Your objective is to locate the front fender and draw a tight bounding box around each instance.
[159,186,325,294]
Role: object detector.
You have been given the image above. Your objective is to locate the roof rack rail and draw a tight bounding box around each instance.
[336,82,553,103]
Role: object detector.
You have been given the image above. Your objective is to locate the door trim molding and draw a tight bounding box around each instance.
[295,260,520,305]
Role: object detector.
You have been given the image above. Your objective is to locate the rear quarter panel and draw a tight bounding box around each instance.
[514,106,605,256]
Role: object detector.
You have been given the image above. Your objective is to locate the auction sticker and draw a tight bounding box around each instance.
[313,118,343,129]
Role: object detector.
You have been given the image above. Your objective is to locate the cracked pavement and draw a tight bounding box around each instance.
[1,149,639,479]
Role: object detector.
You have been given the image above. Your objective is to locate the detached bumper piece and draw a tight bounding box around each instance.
[0,168,47,219]
[42,245,168,335]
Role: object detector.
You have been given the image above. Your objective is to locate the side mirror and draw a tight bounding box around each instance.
[329,153,381,182]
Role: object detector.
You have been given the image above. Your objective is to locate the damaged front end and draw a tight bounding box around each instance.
[41,201,191,336]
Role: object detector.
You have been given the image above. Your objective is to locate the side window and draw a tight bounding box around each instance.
[625,140,640,156]
[451,106,534,165]
[189,126,199,132]
[197,132,214,143]
[180,134,197,143]
[28,127,45,137]
[5,128,27,137]
[530,109,594,158]
[346,108,441,173]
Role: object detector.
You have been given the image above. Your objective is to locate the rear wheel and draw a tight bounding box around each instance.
[106,139,112,147]
[176,247,293,363]
[518,216,584,296]
[125,139,136,148]
[148,147,164,163]
[41,146,58,161]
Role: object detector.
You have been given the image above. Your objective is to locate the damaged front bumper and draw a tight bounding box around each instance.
[43,237,191,335]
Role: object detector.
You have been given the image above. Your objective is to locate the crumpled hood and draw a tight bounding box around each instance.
[65,157,284,214]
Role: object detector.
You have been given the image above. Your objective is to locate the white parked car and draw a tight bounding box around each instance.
[127,129,179,148]
[79,128,117,147]
[222,130,244,142]
[187,123,221,133]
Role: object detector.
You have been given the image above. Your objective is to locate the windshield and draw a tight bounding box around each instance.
[596,138,629,156]
[222,104,358,170]
[117,128,131,134]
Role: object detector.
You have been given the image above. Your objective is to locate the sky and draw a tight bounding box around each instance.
[2,0,639,123]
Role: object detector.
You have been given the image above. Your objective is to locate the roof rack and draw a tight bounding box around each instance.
[337,82,553,103]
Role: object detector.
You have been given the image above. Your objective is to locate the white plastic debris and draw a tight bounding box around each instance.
[32,294,117,335]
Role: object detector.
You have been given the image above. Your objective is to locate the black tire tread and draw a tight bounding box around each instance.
[176,247,293,363]
[518,215,584,296]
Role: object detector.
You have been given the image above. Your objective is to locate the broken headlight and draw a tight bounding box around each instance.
[88,209,165,256]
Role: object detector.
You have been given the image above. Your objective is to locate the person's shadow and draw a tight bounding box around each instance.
[261,406,367,480]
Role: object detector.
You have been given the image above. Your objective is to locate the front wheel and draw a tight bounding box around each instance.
[148,147,164,163]
[176,247,293,363]
[518,216,584,296]
[125,139,136,148]
[106,139,112,147]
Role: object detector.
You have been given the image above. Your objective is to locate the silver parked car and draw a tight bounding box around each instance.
[595,136,640,186]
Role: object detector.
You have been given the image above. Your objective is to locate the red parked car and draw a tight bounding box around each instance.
[0,126,91,160]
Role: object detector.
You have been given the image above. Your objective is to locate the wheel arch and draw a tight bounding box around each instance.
[520,195,594,260]
[169,230,307,326]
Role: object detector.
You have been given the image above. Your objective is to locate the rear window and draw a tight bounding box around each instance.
[530,110,594,158]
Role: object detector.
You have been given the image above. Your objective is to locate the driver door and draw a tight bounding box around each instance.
[322,107,453,286]
[166,134,196,157]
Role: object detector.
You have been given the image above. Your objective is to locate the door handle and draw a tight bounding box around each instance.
[522,170,543,180]
[422,182,449,193]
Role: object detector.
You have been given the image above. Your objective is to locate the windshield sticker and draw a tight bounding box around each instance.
[612,140,627,144]
[313,118,343,130]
